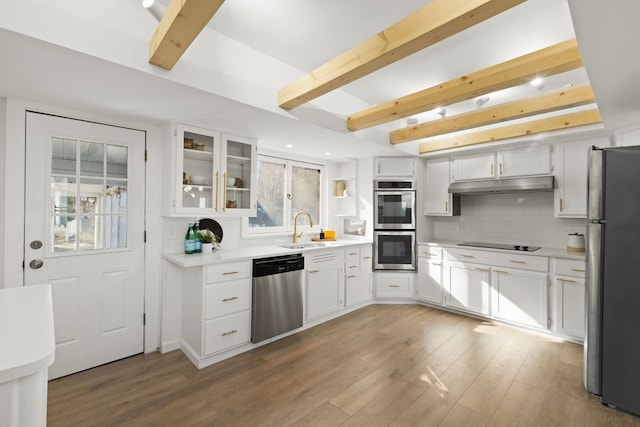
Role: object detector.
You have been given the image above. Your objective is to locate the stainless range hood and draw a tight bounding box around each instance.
[448,176,554,195]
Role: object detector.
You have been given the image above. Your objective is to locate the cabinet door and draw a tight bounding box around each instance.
[444,262,490,315]
[492,268,548,329]
[375,274,412,297]
[416,258,443,305]
[497,145,551,177]
[175,124,220,215]
[554,139,594,217]
[306,264,343,320]
[425,158,453,216]
[451,152,495,181]
[220,134,257,216]
[555,275,585,339]
[375,157,415,177]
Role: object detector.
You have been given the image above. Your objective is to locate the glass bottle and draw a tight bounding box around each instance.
[193,222,202,253]
[184,223,196,254]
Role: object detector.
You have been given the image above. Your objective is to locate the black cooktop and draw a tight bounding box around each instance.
[457,242,541,252]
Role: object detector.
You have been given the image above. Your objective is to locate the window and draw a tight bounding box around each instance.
[247,155,322,234]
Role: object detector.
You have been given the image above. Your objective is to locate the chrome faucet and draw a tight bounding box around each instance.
[293,211,313,243]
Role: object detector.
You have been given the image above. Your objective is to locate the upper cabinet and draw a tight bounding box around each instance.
[424,157,459,216]
[497,145,552,177]
[451,145,551,182]
[451,152,495,181]
[375,157,415,177]
[614,124,640,147]
[172,123,257,217]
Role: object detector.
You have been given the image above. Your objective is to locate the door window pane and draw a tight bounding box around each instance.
[79,215,103,251]
[80,141,104,177]
[79,178,103,214]
[106,181,128,214]
[51,176,77,214]
[51,215,77,252]
[51,137,76,175]
[107,145,128,178]
[105,215,127,249]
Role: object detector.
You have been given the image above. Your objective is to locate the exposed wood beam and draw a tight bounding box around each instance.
[278,0,526,110]
[418,109,602,154]
[391,85,595,144]
[149,0,225,70]
[349,38,583,131]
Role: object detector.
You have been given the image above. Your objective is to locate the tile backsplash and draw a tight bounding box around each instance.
[431,192,587,248]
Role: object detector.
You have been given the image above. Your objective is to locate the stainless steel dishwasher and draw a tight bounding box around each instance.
[251,253,304,343]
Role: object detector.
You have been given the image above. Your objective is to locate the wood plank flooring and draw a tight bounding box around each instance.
[47,304,640,426]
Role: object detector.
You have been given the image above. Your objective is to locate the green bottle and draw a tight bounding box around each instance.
[184,223,196,254]
[193,222,202,253]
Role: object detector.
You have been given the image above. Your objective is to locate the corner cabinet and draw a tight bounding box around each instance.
[173,123,257,217]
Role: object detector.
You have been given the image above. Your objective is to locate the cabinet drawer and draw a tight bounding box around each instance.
[486,253,548,272]
[376,275,411,297]
[206,261,251,284]
[345,248,361,259]
[444,248,493,264]
[204,279,251,320]
[555,258,586,278]
[203,311,251,355]
[418,246,443,259]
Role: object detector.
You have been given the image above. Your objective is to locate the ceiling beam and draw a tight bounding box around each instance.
[418,109,602,154]
[391,84,595,144]
[149,0,225,70]
[349,38,584,131]
[278,0,526,110]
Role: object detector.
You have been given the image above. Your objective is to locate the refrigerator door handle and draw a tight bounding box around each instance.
[585,221,603,394]
[588,147,604,221]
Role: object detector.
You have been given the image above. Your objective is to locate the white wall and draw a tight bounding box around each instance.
[430,192,587,248]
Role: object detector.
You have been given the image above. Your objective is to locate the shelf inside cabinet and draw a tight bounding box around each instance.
[184,149,213,160]
[226,186,249,192]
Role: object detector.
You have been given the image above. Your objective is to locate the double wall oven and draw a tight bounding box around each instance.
[373,180,416,270]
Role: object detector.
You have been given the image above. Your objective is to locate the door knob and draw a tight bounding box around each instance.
[29,259,44,269]
[30,240,43,249]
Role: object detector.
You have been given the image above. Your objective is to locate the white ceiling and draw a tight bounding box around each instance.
[1,0,639,160]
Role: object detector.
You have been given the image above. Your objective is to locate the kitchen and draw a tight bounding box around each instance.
[1,0,640,425]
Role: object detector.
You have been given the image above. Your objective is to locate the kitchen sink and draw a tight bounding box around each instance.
[278,242,341,250]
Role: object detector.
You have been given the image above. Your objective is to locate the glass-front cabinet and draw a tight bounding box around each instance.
[174,123,256,216]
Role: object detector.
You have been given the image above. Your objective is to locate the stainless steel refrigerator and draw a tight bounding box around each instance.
[585,145,640,416]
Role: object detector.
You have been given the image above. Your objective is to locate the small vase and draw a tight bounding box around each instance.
[202,243,214,252]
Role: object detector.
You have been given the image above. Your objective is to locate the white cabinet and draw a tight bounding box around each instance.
[344,245,372,307]
[554,258,586,341]
[424,158,458,216]
[172,124,257,216]
[491,267,548,329]
[305,250,345,321]
[451,152,495,181]
[374,272,414,298]
[554,138,606,218]
[375,157,415,177]
[444,261,491,316]
[497,145,552,177]
[181,260,252,364]
[615,124,640,147]
[416,246,444,305]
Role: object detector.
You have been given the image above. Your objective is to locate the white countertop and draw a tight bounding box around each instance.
[418,240,586,260]
[0,284,55,383]
[165,240,373,267]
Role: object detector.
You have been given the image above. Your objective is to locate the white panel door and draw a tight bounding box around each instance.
[24,112,145,379]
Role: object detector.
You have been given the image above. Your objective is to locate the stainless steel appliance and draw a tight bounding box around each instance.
[448,176,554,195]
[374,231,416,270]
[585,145,640,416]
[457,242,541,252]
[373,180,416,230]
[251,253,304,343]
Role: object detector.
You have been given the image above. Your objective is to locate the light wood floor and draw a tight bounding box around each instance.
[48,304,640,426]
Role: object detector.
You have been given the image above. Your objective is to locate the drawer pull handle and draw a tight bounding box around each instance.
[461,254,474,258]
[309,269,320,274]
[363,256,372,259]
[559,278,576,283]
[389,284,401,288]
[349,252,358,256]
[571,268,585,273]
[509,260,526,264]
[423,251,433,256]
[223,271,239,275]
[347,275,356,279]
[349,265,358,268]
[221,330,238,337]
[432,262,442,266]
[475,268,489,272]
[490,163,494,175]
[222,296,238,302]
[494,269,508,274]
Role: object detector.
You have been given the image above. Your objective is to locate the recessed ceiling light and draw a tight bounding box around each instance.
[406,118,418,126]
[476,96,490,108]
[324,152,331,156]
[285,144,293,148]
